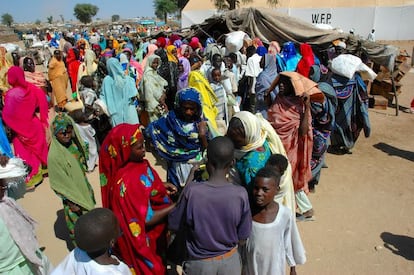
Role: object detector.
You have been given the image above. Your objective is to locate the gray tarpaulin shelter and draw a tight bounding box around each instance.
[188,8,346,47]
[187,7,399,71]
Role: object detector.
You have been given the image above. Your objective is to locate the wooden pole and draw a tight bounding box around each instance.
[391,76,398,116]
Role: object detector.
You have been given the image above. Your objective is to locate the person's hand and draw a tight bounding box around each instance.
[0,155,9,167]
[198,121,208,137]
[163,182,178,196]
[162,103,169,113]
[190,163,200,172]
[302,91,311,107]
[265,88,272,97]
[160,93,167,104]
[67,201,81,213]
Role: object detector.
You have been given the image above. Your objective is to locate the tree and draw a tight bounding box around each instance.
[212,0,278,10]
[35,19,41,25]
[47,16,53,24]
[73,3,99,24]
[1,13,13,27]
[112,14,120,22]
[60,14,65,23]
[153,0,177,23]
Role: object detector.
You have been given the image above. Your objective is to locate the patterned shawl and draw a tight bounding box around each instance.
[146,88,203,162]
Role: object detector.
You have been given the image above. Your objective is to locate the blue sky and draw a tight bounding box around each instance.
[0,0,155,23]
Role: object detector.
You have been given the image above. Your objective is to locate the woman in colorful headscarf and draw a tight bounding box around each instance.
[76,38,89,61]
[98,36,107,52]
[267,72,325,218]
[146,88,209,189]
[76,49,98,96]
[280,42,302,72]
[21,56,51,111]
[66,48,81,92]
[187,54,219,135]
[268,41,281,55]
[165,45,179,109]
[255,53,278,118]
[92,44,107,92]
[48,113,96,244]
[177,56,190,90]
[48,50,69,109]
[180,44,192,59]
[99,124,176,274]
[21,56,48,91]
[141,43,158,68]
[226,111,296,212]
[189,37,202,53]
[297,43,316,78]
[141,54,168,122]
[173,39,183,57]
[100,57,139,127]
[252,37,264,48]
[3,66,48,189]
[123,47,144,85]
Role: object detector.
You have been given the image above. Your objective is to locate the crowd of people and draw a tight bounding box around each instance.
[0,26,372,274]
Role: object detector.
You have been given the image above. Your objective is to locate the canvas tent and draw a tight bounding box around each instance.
[187,8,399,71]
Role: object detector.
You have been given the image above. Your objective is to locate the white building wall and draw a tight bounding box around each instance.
[182,5,414,40]
[284,6,414,40]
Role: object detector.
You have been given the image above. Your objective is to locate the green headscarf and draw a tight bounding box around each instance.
[48,113,95,211]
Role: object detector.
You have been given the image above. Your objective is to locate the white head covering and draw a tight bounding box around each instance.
[0,157,27,200]
[0,157,27,179]
[231,111,296,212]
[232,111,267,156]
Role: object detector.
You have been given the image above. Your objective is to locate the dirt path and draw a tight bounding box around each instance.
[18,41,414,274]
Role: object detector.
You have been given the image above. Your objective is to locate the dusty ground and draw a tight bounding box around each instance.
[17,41,414,274]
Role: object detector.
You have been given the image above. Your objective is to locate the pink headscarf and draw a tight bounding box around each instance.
[180,44,193,58]
[3,66,49,184]
[6,66,48,127]
[123,48,144,81]
[268,41,281,54]
[141,43,158,68]
[189,37,201,50]
[253,37,264,48]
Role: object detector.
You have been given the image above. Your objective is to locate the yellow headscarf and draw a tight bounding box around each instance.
[0,49,13,92]
[166,45,178,63]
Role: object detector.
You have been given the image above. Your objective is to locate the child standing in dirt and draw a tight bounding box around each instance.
[242,167,306,275]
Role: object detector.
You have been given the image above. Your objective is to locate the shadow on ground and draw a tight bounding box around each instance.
[373,142,414,162]
[54,209,75,251]
[388,102,412,113]
[381,232,414,261]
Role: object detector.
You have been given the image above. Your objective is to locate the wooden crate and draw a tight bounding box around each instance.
[373,95,388,109]
[370,80,402,101]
